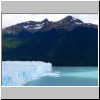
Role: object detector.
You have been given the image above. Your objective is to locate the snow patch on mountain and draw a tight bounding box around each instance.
[75,22,83,25]
[34,23,44,30]
[72,17,77,21]
[23,25,29,29]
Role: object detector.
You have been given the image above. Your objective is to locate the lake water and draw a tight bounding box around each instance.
[24,67,98,86]
[2,61,98,86]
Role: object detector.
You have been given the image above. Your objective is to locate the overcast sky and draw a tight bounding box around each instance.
[2,14,98,28]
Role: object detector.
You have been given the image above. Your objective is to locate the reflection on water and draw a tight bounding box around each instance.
[63,71,97,79]
[24,67,98,86]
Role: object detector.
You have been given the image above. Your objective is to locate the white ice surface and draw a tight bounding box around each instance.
[2,61,60,86]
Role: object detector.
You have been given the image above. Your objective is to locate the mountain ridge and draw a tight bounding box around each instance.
[3,16,98,35]
[2,16,98,66]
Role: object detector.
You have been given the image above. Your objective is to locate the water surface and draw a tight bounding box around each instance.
[24,67,98,86]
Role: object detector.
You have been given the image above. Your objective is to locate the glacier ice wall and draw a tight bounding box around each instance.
[2,61,53,86]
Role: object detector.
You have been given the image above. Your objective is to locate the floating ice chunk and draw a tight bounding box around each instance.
[40,72,61,77]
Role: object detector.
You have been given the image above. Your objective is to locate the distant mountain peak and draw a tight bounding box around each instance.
[65,15,74,20]
[42,18,49,23]
[61,15,83,24]
[2,16,98,35]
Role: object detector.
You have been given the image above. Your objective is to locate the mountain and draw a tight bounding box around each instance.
[2,16,98,66]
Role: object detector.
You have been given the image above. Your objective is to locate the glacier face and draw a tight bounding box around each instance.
[2,61,56,86]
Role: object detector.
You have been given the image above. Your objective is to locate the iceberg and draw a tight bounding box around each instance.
[2,61,53,86]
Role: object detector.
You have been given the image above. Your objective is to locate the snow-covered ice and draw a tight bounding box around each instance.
[2,61,60,86]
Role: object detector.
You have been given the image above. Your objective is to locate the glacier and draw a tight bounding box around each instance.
[2,61,60,86]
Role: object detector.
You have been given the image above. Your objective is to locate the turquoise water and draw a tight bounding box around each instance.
[24,67,98,86]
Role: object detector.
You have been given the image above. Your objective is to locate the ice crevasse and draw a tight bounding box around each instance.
[2,61,55,86]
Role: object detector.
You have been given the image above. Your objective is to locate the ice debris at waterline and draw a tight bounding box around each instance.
[2,61,60,86]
